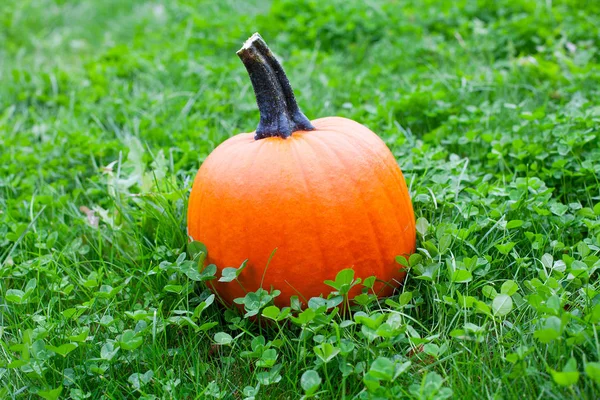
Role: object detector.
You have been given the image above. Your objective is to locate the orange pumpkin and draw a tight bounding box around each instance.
[187,33,415,308]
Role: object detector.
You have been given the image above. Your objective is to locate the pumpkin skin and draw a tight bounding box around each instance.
[188,116,415,307]
[187,33,416,308]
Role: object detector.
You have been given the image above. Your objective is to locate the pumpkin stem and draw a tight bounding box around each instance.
[237,33,315,140]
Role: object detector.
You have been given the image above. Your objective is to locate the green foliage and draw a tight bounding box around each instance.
[1,0,600,398]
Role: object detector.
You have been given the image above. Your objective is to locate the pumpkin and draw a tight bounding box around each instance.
[187,33,416,307]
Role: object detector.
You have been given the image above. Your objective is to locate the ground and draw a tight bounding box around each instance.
[1,0,600,398]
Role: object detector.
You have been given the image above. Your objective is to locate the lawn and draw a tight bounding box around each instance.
[1,0,600,398]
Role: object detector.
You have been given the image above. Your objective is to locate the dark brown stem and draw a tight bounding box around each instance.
[237,33,314,140]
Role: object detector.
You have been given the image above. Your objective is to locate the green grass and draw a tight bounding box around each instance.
[1,0,600,398]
